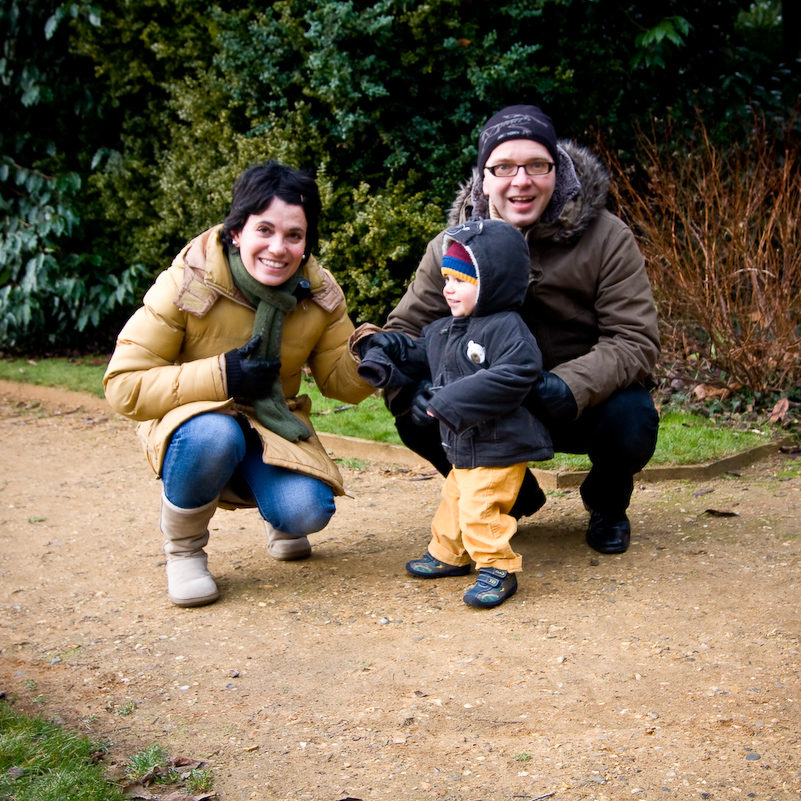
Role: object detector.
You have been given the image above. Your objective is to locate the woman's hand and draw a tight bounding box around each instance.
[225,336,282,401]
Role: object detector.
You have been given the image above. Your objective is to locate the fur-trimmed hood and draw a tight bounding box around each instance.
[447,141,610,246]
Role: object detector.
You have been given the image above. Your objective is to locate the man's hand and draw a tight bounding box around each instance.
[526,371,578,424]
[356,331,415,363]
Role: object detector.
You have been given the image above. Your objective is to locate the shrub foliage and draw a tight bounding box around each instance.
[2,0,800,387]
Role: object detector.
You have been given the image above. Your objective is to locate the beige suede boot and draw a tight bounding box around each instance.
[160,493,221,607]
[264,521,312,561]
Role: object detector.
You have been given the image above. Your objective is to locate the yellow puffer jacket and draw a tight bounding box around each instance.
[104,225,377,497]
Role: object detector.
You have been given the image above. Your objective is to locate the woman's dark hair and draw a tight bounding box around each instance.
[222,160,322,262]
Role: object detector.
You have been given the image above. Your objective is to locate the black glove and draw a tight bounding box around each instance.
[409,379,437,428]
[526,370,578,424]
[357,346,414,390]
[356,331,415,362]
[224,336,281,401]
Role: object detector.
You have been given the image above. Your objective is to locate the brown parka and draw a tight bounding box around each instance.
[103,225,376,497]
[385,142,660,415]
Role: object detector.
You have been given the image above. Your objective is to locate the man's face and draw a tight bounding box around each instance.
[481,139,557,228]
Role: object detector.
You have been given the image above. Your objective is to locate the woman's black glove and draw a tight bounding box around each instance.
[525,371,578,424]
[356,331,415,363]
[409,379,438,428]
[225,336,281,401]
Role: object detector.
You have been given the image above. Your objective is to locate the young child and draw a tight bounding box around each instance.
[357,219,553,608]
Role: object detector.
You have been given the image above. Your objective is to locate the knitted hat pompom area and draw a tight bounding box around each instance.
[441,241,478,286]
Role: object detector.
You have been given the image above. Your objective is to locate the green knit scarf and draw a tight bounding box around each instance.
[228,245,312,442]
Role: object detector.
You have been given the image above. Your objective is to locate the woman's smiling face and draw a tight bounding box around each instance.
[231,197,307,286]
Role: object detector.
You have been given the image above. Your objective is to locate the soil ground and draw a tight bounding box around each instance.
[1,380,800,801]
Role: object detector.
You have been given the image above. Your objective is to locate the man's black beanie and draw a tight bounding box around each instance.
[476,105,559,173]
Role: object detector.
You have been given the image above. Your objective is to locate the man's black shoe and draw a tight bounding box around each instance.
[511,471,547,520]
[586,510,631,554]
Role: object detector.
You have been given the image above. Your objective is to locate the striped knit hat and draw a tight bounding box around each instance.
[441,241,477,285]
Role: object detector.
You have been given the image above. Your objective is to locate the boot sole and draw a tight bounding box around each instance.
[168,589,220,608]
[268,544,312,561]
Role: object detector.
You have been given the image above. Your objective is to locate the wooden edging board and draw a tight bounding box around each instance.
[318,431,792,488]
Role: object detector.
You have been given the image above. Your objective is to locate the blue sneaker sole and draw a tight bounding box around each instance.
[405,559,471,578]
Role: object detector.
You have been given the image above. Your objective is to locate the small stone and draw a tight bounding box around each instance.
[745,752,761,761]
[228,669,240,678]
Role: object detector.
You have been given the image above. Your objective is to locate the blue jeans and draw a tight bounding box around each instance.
[161,413,336,536]
[396,384,659,517]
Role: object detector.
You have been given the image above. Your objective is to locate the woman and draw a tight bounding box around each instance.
[104,161,377,608]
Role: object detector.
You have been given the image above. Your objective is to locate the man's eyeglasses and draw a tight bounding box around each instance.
[484,161,555,178]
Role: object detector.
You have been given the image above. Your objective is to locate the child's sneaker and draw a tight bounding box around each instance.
[406,552,471,578]
[463,567,517,608]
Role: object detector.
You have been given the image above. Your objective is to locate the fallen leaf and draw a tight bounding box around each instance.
[770,396,790,423]
[170,755,200,768]
[122,782,154,799]
[692,383,730,400]
[704,508,739,517]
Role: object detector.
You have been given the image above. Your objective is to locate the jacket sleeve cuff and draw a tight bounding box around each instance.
[223,352,242,398]
[348,322,384,361]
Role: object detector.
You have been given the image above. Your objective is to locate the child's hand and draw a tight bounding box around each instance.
[410,379,437,427]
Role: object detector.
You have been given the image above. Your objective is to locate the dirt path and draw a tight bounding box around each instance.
[1,382,800,801]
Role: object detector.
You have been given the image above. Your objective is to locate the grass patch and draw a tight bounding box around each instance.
[301,372,402,444]
[124,743,214,792]
[0,357,108,399]
[535,410,775,472]
[0,701,125,801]
[0,357,783,467]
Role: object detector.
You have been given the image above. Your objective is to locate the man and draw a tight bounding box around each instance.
[383,104,660,554]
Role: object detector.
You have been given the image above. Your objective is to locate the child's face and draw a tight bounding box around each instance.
[443,274,478,317]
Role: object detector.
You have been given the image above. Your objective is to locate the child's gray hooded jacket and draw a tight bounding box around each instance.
[406,220,554,469]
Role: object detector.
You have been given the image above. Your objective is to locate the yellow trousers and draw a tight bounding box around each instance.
[427,463,527,573]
